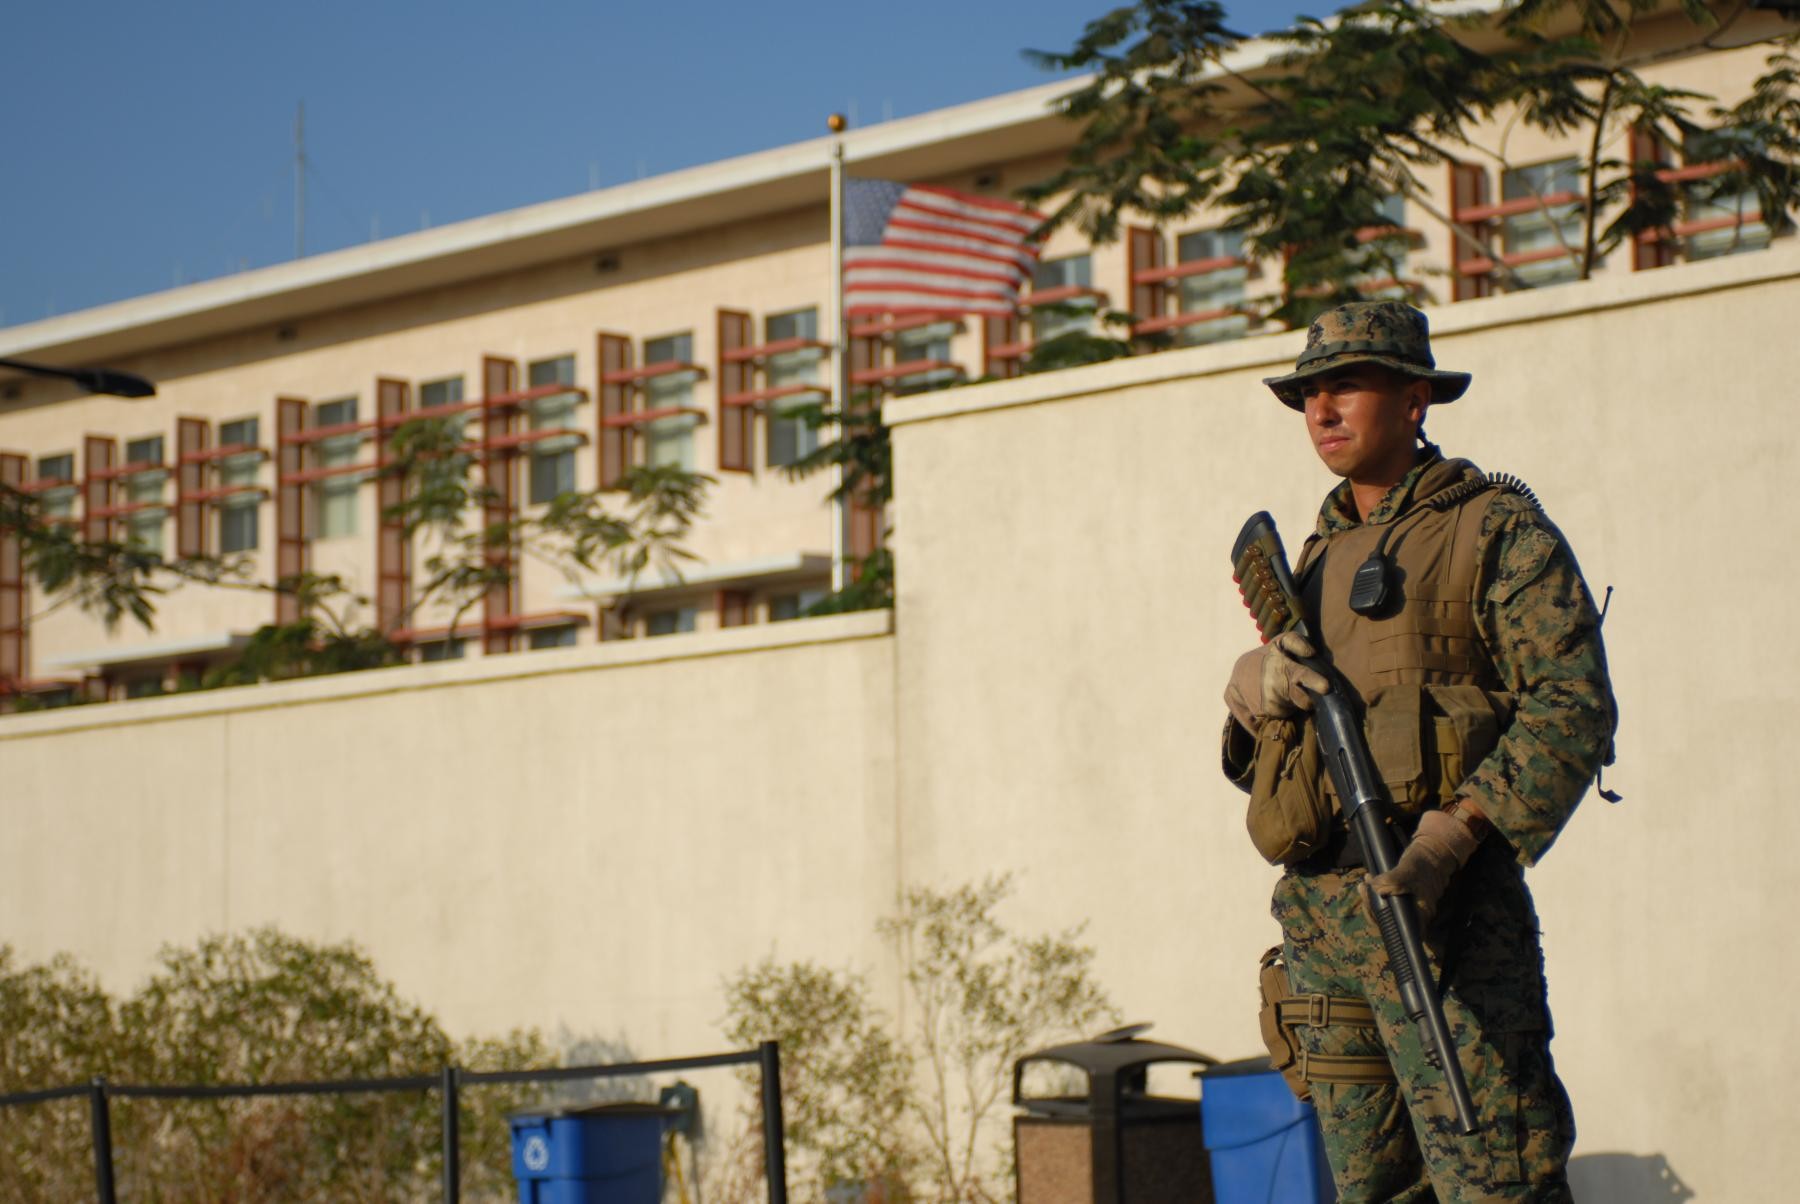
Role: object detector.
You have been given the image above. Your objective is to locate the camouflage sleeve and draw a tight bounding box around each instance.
[1460,493,1618,866]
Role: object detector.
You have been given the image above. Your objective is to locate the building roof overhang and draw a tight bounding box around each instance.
[0,75,1095,375]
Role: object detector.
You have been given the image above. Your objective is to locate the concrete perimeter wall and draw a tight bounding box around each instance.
[885,244,1800,1204]
[0,612,898,1058]
[4,246,1798,1201]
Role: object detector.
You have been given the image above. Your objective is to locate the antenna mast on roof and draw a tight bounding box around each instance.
[294,101,306,259]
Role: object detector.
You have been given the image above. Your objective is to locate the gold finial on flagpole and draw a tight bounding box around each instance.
[827,113,847,134]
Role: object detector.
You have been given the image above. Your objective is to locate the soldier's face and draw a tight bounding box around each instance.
[1300,366,1429,482]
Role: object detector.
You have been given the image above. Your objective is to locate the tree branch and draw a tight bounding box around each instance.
[1582,74,1619,278]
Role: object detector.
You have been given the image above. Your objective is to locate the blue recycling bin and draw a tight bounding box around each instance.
[1199,1057,1335,1203]
[508,1103,665,1204]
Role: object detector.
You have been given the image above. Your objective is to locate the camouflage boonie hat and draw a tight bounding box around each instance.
[1262,300,1471,410]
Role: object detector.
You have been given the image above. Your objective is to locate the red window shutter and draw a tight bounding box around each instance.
[848,493,882,563]
[598,332,634,489]
[0,452,26,693]
[847,329,885,564]
[717,588,752,628]
[850,332,880,399]
[82,435,116,543]
[481,356,518,655]
[274,397,309,624]
[1448,161,1494,302]
[717,309,754,472]
[1127,226,1165,326]
[375,377,411,633]
[982,314,1021,380]
[175,417,210,559]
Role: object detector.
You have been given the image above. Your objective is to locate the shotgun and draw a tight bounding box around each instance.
[1231,510,1478,1136]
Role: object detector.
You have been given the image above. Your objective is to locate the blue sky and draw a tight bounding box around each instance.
[1,1,1317,329]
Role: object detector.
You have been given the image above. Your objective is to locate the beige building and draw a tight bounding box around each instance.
[2,11,1797,1203]
[0,7,1786,705]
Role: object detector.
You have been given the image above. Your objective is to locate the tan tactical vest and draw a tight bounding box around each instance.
[1245,459,1520,862]
[1297,457,1505,699]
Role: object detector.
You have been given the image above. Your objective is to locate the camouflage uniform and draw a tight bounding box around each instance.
[1231,303,1617,1202]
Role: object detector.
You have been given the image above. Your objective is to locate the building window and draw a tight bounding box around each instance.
[35,453,76,521]
[892,322,959,396]
[642,333,699,471]
[765,309,824,470]
[644,605,698,637]
[1350,195,1412,299]
[1030,254,1096,343]
[527,625,579,650]
[418,638,466,662]
[313,397,361,539]
[123,676,165,699]
[768,589,827,622]
[122,435,167,555]
[527,355,580,504]
[1683,128,1772,261]
[420,376,465,411]
[1501,159,1583,287]
[219,417,259,450]
[217,416,261,553]
[1174,228,1250,346]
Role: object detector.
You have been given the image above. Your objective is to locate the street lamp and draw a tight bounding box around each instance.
[0,356,155,398]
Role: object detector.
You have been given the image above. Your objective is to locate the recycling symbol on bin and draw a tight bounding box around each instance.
[522,1134,550,1173]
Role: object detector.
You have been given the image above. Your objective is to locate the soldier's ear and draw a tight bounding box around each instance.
[1405,379,1430,428]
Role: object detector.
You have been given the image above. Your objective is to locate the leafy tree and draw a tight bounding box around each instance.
[0,949,119,1200]
[1024,0,1800,328]
[0,416,711,697]
[783,392,896,613]
[0,930,550,1202]
[373,414,711,646]
[878,877,1117,1204]
[719,876,1117,1204]
[721,960,914,1200]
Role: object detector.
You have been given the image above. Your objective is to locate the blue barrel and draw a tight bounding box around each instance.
[1199,1057,1335,1203]
[508,1103,665,1204]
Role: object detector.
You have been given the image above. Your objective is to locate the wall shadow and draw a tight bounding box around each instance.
[1567,1151,1694,1202]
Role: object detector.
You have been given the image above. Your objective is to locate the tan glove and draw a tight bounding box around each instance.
[1367,807,1484,921]
[1223,632,1329,733]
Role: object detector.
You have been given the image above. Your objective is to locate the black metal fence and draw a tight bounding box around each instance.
[0,1041,787,1204]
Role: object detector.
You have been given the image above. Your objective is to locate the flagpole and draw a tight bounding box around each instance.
[827,114,849,595]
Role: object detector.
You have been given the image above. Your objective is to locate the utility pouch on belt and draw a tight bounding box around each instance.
[1257,947,1395,1102]
[1245,717,1334,865]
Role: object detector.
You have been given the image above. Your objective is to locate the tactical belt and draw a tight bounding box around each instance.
[1274,995,1397,1086]
[1258,948,1396,1099]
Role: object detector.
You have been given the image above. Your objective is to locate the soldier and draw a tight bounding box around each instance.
[1220,300,1617,1202]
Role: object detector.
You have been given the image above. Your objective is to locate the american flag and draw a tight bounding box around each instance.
[841,179,1044,318]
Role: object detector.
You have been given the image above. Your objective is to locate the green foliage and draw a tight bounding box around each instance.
[721,876,1117,1204]
[531,463,713,595]
[783,393,896,613]
[0,930,549,1202]
[0,482,238,634]
[201,615,404,689]
[1025,0,1800,328]
[880,877,1117,1203]
[802,548,894,616]
[0,415,714,697]
[0,948,118,1199]
[1021,305,1169,374]
[721,961,914,1198]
